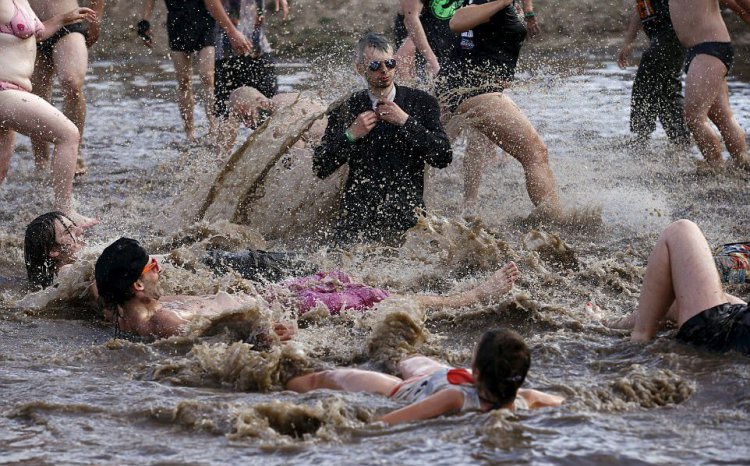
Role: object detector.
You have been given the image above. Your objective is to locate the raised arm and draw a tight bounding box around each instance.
[401,0,440,75]
[721,0,750,26]
[450,0,513,33]
[203,0,252,55]
[617,8,641,69]
[377,389,464,425]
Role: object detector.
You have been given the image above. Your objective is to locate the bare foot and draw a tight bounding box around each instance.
[74,157,87,177]
[727,155,750,172]
[64,211,99,229]
[695,158,725,175]
[474,261,519,304]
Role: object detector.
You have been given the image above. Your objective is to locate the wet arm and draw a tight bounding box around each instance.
[618,8,640,68]
[312,105,354,179]
[141,0,155,20]
[38,8,97,41]
[721,0,750,26]
[401,0,439,71]
[398,96,452,168]
[377,389,464,425]
[450,0,512,33]
[203,0,252,54]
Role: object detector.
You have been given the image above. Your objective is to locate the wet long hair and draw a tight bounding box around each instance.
[24,211,70,289]
[474,328,531,408]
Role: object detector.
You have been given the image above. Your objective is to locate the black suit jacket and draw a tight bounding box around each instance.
[313,85,452,243]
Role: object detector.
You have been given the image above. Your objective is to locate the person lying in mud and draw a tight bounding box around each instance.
[94,237,520,340]
[609,220,749,354]
[287,328,564,425]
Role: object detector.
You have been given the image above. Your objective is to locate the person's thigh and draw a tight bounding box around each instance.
[684,54,726,120]
[171,52,193,85]
[52,32,88,90]
[456,92,544,162]
[31,51,55,99]
[0,127,15,178]
[196,46,215,82]
[0,91,78,143]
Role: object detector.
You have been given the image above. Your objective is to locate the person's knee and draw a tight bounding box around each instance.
[663,219,700,242]
[519,140,549,168]
[56,121,81,146]
[59,74,85,97]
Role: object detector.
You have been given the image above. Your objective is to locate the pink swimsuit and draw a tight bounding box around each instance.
[278,270,390,315]
[0,0,44,39]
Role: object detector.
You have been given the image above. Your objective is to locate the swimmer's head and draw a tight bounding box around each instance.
[229,87,274,129]
[95,238,151,309]
[24,212,85,289]
[472,328,530,409]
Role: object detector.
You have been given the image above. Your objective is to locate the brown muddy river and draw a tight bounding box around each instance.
[0,56,749,465]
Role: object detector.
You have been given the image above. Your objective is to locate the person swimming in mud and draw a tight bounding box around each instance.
[94,237,520,340]
[609,219,749,354]
[286,328,564,425]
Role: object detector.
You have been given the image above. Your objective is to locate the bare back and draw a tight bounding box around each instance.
[669,0,731,47]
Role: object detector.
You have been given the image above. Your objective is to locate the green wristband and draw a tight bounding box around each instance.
[344,129,356,143]
[524,11,536,18]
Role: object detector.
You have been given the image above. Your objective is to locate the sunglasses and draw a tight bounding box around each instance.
[142,257,160,275]
[368,59,397,71]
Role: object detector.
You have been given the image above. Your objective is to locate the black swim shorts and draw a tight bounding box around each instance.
[675,302,750,354]
[166,9,216,54]
[37,22,89,59]
[214,53,278,118]
[684,41,734,76]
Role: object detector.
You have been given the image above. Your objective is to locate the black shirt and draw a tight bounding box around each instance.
[313,86,452,243]
[636,0,675,39]
[420,0,463,68]
[457,0,527,64]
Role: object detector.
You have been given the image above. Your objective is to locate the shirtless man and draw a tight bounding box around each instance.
[669,0,750,170]
[29,0,105,176]
[94,237,520,340]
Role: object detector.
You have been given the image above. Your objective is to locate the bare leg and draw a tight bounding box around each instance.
[632,220,727,341]
[413,261,519,309]
[286,368,402,395]
[196,46,216,135]
[0,90,96,227]
[0,128,15,182]
[463,130,495,209]
[455,93,563,218]
[30,51,55,169]
[683,55,728,168]
[171,52,195,142]
[54,33,89,175]
[706,80,750,169]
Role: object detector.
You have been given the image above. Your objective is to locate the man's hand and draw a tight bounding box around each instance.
[376,101,409,126]
[273,321,297,341]
[275,0,289,20]
[137,19,153,47]
[347,110,379,140]
[62,7,97,26]
[525,16,540,37]
[228,27,253,55]
[86,19,101,47]
[617,43,633,69]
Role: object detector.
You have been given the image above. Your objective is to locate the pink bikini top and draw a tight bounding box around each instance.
[0,0,44,39]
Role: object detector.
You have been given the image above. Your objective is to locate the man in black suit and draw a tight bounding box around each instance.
[313,32,453,244]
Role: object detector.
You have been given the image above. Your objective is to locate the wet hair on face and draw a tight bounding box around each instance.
[355,31,393,64]
[473,328,531,408]
[24,211,73,289]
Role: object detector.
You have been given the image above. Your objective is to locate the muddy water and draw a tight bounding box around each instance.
[1,57,749,465]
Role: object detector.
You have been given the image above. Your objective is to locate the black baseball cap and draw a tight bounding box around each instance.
[95,238,149,306]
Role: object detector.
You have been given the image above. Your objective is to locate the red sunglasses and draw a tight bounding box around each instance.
[142,257,160,275]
